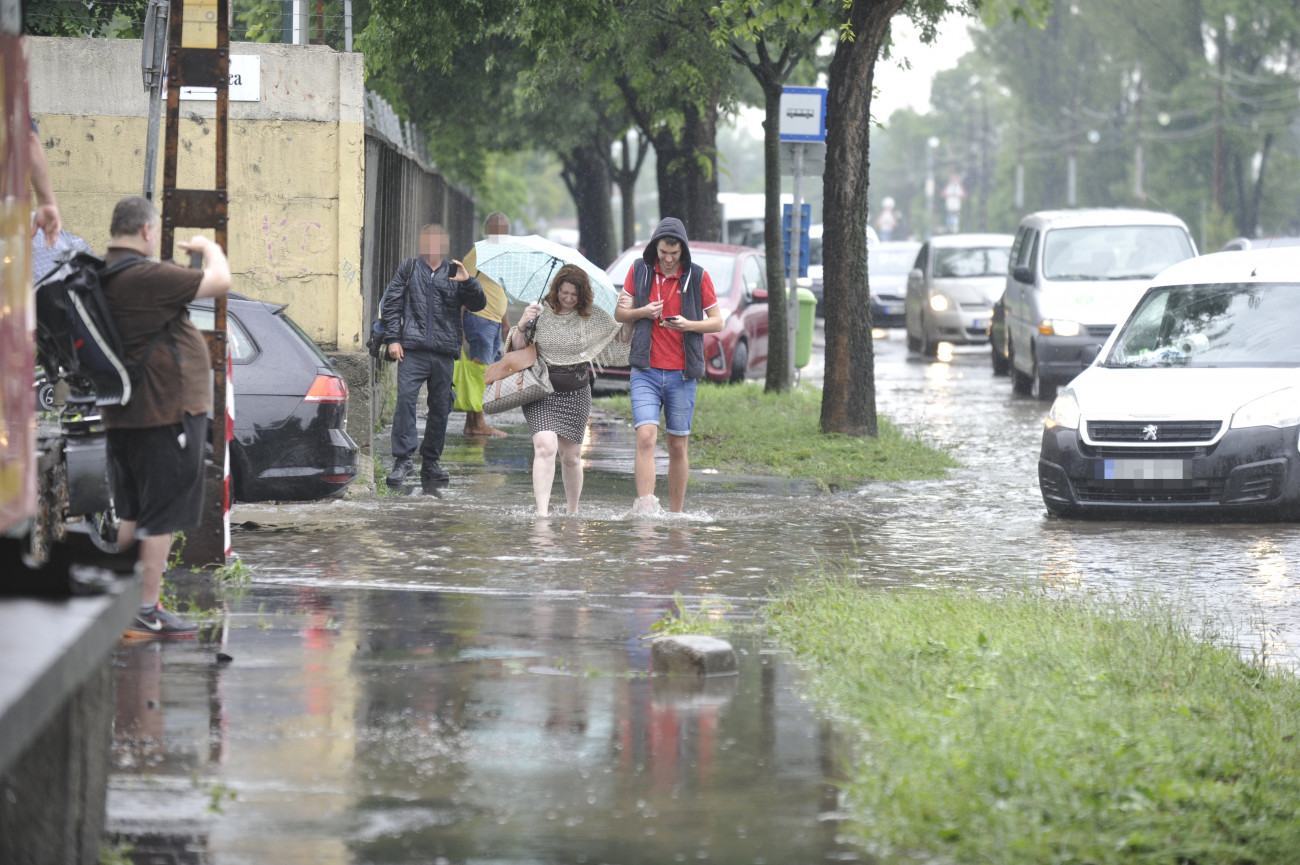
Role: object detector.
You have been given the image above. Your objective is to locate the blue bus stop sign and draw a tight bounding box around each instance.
[782,203,811,278]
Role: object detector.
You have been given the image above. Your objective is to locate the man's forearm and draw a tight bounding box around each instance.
[28,129,55,207]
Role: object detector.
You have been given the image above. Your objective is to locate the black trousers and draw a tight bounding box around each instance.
[391,349,454,463]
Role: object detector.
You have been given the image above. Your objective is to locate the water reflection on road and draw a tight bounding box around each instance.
[108,331,1300,863]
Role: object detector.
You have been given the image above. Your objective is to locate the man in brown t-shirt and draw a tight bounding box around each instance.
[101,195,231,638]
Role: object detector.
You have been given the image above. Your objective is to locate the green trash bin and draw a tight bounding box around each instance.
[794,287,817,368]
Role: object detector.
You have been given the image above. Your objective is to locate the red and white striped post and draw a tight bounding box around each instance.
[223,354,234,558]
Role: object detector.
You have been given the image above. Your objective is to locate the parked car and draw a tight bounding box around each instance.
[868,239,921,329]
[1039,247,1300,520]
[189,294,358,502]
[1221,236,1300,251]
[595,242,769,389]
[905,233,1014,356]
[1001,209,1197,400]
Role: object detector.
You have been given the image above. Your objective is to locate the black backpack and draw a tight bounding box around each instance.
[34,250,170,406]
[366,282,395,361]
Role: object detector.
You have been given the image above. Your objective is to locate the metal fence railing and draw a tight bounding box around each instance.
[26,0,357,51]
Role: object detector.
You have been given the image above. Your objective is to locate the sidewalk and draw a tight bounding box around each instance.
[106,363,861,864]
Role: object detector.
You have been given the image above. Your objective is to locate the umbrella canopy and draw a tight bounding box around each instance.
[472,235,619,315]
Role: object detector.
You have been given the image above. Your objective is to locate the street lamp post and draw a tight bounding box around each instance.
[925,136,939,236]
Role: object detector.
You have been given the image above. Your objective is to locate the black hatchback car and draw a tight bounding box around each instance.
[190,294,358,502]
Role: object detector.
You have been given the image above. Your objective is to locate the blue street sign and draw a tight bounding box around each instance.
[782,203,812,278]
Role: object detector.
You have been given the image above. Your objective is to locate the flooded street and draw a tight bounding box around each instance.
[108,330,1300,863]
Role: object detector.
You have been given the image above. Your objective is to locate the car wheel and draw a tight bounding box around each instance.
[991,342,1009,376]
[1031,359,1056,401]
[906,329,921,353]
[1009,339,1032,396]
[729,340,748,384]
[920,315,938,358]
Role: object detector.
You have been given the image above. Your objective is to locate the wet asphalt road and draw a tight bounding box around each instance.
[107,327,1300,863]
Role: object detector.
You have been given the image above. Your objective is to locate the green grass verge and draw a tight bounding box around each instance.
[596,383,956,486]
[763,577,1300,864]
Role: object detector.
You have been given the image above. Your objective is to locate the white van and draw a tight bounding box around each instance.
[1003,209,1197,400]
[1040,248,1300,519]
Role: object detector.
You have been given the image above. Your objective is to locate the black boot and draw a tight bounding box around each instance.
[421,461,450,491]
[387,456,414,487]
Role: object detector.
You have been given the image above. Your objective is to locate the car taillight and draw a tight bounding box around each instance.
[304,374,348,403]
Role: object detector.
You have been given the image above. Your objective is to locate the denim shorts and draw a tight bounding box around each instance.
[462,311,503,364]
[630,368,697,436]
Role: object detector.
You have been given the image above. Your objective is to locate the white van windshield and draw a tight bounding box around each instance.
[1104,283,1300,368]
[1043,226,1195,281]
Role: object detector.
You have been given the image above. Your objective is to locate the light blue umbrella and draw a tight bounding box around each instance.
[472,235,619,314]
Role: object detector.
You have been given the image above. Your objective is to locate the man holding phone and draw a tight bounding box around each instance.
[615,216,723,513]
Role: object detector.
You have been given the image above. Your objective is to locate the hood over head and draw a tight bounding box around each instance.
[642,217,692,272]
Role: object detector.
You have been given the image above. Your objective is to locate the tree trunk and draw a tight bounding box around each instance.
[820,0,904,436]
[681,94,720,240]
[649,99,719,240]
[619,133,639,250]
[762,76,791,392]
[560,141,616,268]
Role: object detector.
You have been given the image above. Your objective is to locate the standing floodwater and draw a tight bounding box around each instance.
[108,332,1300,862]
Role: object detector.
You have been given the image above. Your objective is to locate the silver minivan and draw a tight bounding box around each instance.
[1001,209,1197,400]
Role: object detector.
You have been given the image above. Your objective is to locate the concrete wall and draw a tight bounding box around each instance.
[27,36,365,352]
[29,37,479,478]
[0,664,113,865]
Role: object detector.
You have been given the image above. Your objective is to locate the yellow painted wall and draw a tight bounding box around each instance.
[30,39,365,350]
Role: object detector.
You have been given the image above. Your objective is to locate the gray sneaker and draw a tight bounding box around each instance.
[125,603,198,639]
[387,456,414,486]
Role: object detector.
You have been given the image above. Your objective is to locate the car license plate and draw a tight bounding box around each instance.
[971,318,988,330]
[1096,459,1188,481]
[883,304,900,316]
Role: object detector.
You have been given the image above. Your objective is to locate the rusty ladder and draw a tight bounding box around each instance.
[161,0,229,566]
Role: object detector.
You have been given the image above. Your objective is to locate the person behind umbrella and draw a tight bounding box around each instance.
[457,211,512,438]
[614,216,723,513]
[383,223,486,490]
[510,264,629,516]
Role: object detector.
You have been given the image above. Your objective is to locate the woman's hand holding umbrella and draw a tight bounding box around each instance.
[511,303,542,348]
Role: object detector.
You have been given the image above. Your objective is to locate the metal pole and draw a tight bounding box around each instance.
[141,0,169,201]
[786,143,803,386]
[344,0,353,51]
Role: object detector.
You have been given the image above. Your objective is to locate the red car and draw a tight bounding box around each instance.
[596,241,770,389]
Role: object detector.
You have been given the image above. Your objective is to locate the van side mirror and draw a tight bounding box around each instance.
[1080,344,1103,365]
[1013,265,1033,284]
[908,267,923,283]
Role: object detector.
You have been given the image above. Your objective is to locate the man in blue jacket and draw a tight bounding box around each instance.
[383,223,486,489]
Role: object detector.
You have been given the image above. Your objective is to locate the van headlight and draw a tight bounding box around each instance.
[1230,387,1300,430]
[1045,388,1081,430]
[1038,319,1081,337]
[929,294,950,312]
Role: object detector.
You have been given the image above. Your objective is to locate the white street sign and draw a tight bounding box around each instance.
[181,54,261,102]
[779,87,827,142]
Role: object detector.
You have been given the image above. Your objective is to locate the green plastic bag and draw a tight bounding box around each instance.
[452,346,486,412]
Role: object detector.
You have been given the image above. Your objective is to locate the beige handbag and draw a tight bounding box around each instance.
[483,340,553,414]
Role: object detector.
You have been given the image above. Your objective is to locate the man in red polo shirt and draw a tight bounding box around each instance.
[615,217,723,513]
